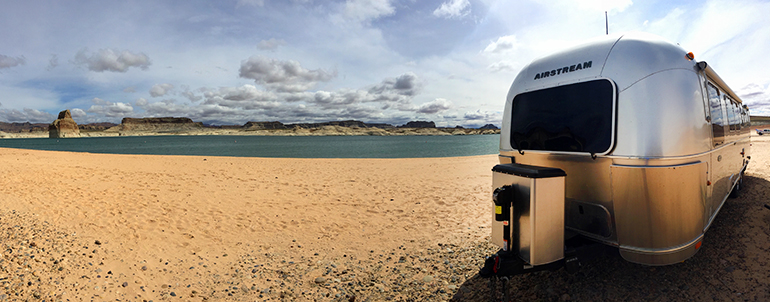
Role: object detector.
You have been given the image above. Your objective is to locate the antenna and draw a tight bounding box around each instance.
[605,11,608,35]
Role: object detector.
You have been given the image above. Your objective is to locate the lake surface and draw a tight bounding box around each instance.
[0,135,500,158]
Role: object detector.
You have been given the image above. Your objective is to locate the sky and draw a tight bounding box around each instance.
[1,0,769,127]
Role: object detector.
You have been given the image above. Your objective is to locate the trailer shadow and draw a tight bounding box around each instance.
[452,175,770,302]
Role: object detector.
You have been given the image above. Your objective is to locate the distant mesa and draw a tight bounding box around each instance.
[109,117,203,134]
[2,116,501,138]
[242,120,395,130]
[49,110,81,138]
[243,121,287,130]
[79,122,118,131]
[479,124,499,130]
[399,121,436,128]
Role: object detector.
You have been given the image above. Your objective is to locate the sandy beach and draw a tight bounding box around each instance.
[0,134,769,301]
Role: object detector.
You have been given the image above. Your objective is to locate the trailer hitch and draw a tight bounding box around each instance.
[479,236,603,301]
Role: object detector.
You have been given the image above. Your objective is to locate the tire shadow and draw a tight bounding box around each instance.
[452,175,770,302]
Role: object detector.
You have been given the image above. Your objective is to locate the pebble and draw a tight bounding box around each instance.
[315,277,327,284]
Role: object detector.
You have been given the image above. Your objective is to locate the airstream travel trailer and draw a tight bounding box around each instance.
[481,32,751,277]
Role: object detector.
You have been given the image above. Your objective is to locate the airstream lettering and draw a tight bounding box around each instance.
[533,61,593,80]
[482,32,751,277]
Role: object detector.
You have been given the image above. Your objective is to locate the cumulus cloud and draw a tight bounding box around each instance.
[488,61,518,73]
[0,54,26,69]
[257,38,287,51]
[202,85,281,110]
[70,108,87,118]
[0,108,53,123]
[417,98,452,114]
[149,83,175,97]
[464,109,495,120]
[433,0,471,19]
[86,98,134,117]
[239,56,335,92]
[73,48,151,72]
[180,86,203,102]
[738,82,770,114]
[135,98,148,107]
[368,72,421,97]
[483,35,519,54]
[344,0,395,23]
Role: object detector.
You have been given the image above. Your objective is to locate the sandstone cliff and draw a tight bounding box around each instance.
[107,117,204,134]
[48,110,81,138]
[399,121,436,128]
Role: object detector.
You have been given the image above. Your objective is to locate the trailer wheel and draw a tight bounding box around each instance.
[729,172,743,198]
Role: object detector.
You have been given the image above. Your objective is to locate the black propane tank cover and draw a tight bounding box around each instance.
[493,185,514,222]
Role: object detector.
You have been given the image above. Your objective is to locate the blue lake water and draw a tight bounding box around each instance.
[0,134,500,158]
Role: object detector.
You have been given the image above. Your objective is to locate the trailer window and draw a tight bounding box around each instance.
[707,83,726,146]
[726,97,738,131]
[509,79,615,154]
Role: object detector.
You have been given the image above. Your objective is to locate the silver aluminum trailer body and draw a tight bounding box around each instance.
[494,32,751,266]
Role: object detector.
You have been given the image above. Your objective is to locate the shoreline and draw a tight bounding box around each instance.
[0,127,501,139]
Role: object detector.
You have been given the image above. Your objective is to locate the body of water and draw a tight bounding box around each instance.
[0,135,500,158]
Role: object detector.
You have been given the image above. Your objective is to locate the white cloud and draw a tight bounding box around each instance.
[368,72,421,97]
[0,54,25,69]
[257,38,287,51]
[239,56,335,92]
[180,86,203,102]
[344,0,395,23]
[0,108,53,123]
[135,98,148,107]
[737,82,770,115]
[86,98,134,117]
[483,35,519,54]
[433,0,471,19]
[149,83,175,97]
[73,48,151,72]
[70,108,87,118]
[417,98,452,114]
[488,61,518,73]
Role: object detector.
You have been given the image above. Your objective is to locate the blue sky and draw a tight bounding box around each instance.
[1,0,769,127]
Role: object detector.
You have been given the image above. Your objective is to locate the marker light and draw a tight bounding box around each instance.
[686,52,695,60]
[695,241,702,250]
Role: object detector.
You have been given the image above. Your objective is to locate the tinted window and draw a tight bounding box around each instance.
[510,79,615,154]
[726,97,737,131]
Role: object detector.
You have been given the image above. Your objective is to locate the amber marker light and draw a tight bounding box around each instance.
[686,52,695,60]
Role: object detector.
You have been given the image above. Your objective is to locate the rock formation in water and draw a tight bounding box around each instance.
[48,110,81,138]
